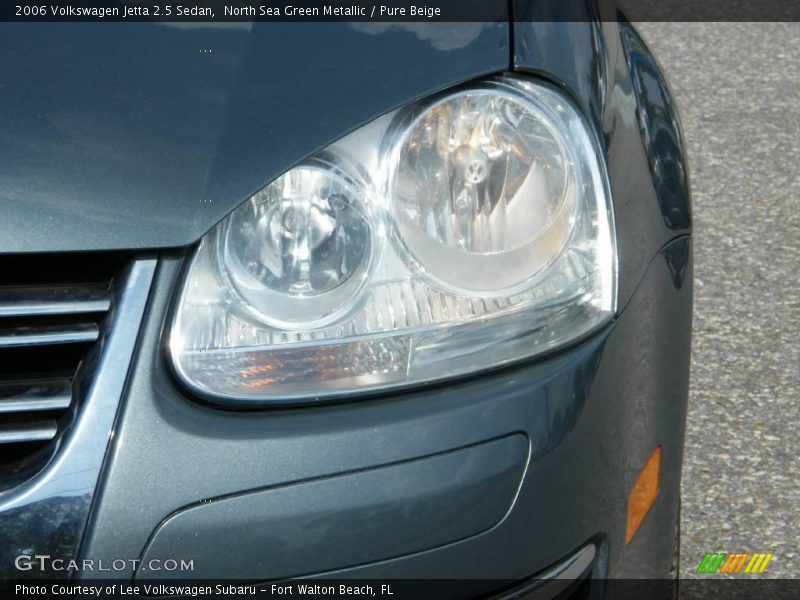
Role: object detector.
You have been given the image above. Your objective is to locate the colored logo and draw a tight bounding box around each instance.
[696,552,773,574]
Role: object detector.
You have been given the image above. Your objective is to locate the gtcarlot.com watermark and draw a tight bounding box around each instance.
[15,554,194,573]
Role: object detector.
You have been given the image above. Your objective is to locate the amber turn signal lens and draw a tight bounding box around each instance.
[625,446,661,545]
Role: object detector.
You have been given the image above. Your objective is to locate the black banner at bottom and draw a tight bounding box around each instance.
[3,579,800,600]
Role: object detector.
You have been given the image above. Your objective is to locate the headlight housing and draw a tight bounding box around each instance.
[169,76,616,404]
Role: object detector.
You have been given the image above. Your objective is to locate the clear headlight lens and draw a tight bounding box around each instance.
[170,76,616,404]
[392,90,573,293]
[221,158,376,327]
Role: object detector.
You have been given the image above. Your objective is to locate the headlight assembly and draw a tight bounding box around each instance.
[169,76,617,404]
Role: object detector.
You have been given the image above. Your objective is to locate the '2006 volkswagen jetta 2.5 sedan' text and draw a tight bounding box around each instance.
[0,5,691,597]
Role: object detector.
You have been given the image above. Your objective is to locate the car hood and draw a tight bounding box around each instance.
[0,22,508,253]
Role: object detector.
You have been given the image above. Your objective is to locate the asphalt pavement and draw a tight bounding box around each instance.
[636,23,800,578]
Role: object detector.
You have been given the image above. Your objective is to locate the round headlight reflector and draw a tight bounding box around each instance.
[221,160,374,327]
[390,87,576,293]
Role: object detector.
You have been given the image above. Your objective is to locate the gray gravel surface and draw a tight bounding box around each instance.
[635,23,800,579]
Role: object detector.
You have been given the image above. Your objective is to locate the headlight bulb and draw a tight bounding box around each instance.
[391,90,575,293]
[222,160,375,327]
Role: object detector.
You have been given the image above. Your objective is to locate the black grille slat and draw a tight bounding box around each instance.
[0,252,125,490]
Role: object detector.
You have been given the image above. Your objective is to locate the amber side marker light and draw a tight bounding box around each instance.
[625,446,661,545]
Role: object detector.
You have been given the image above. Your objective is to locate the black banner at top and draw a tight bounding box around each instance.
[2,0,800,22]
